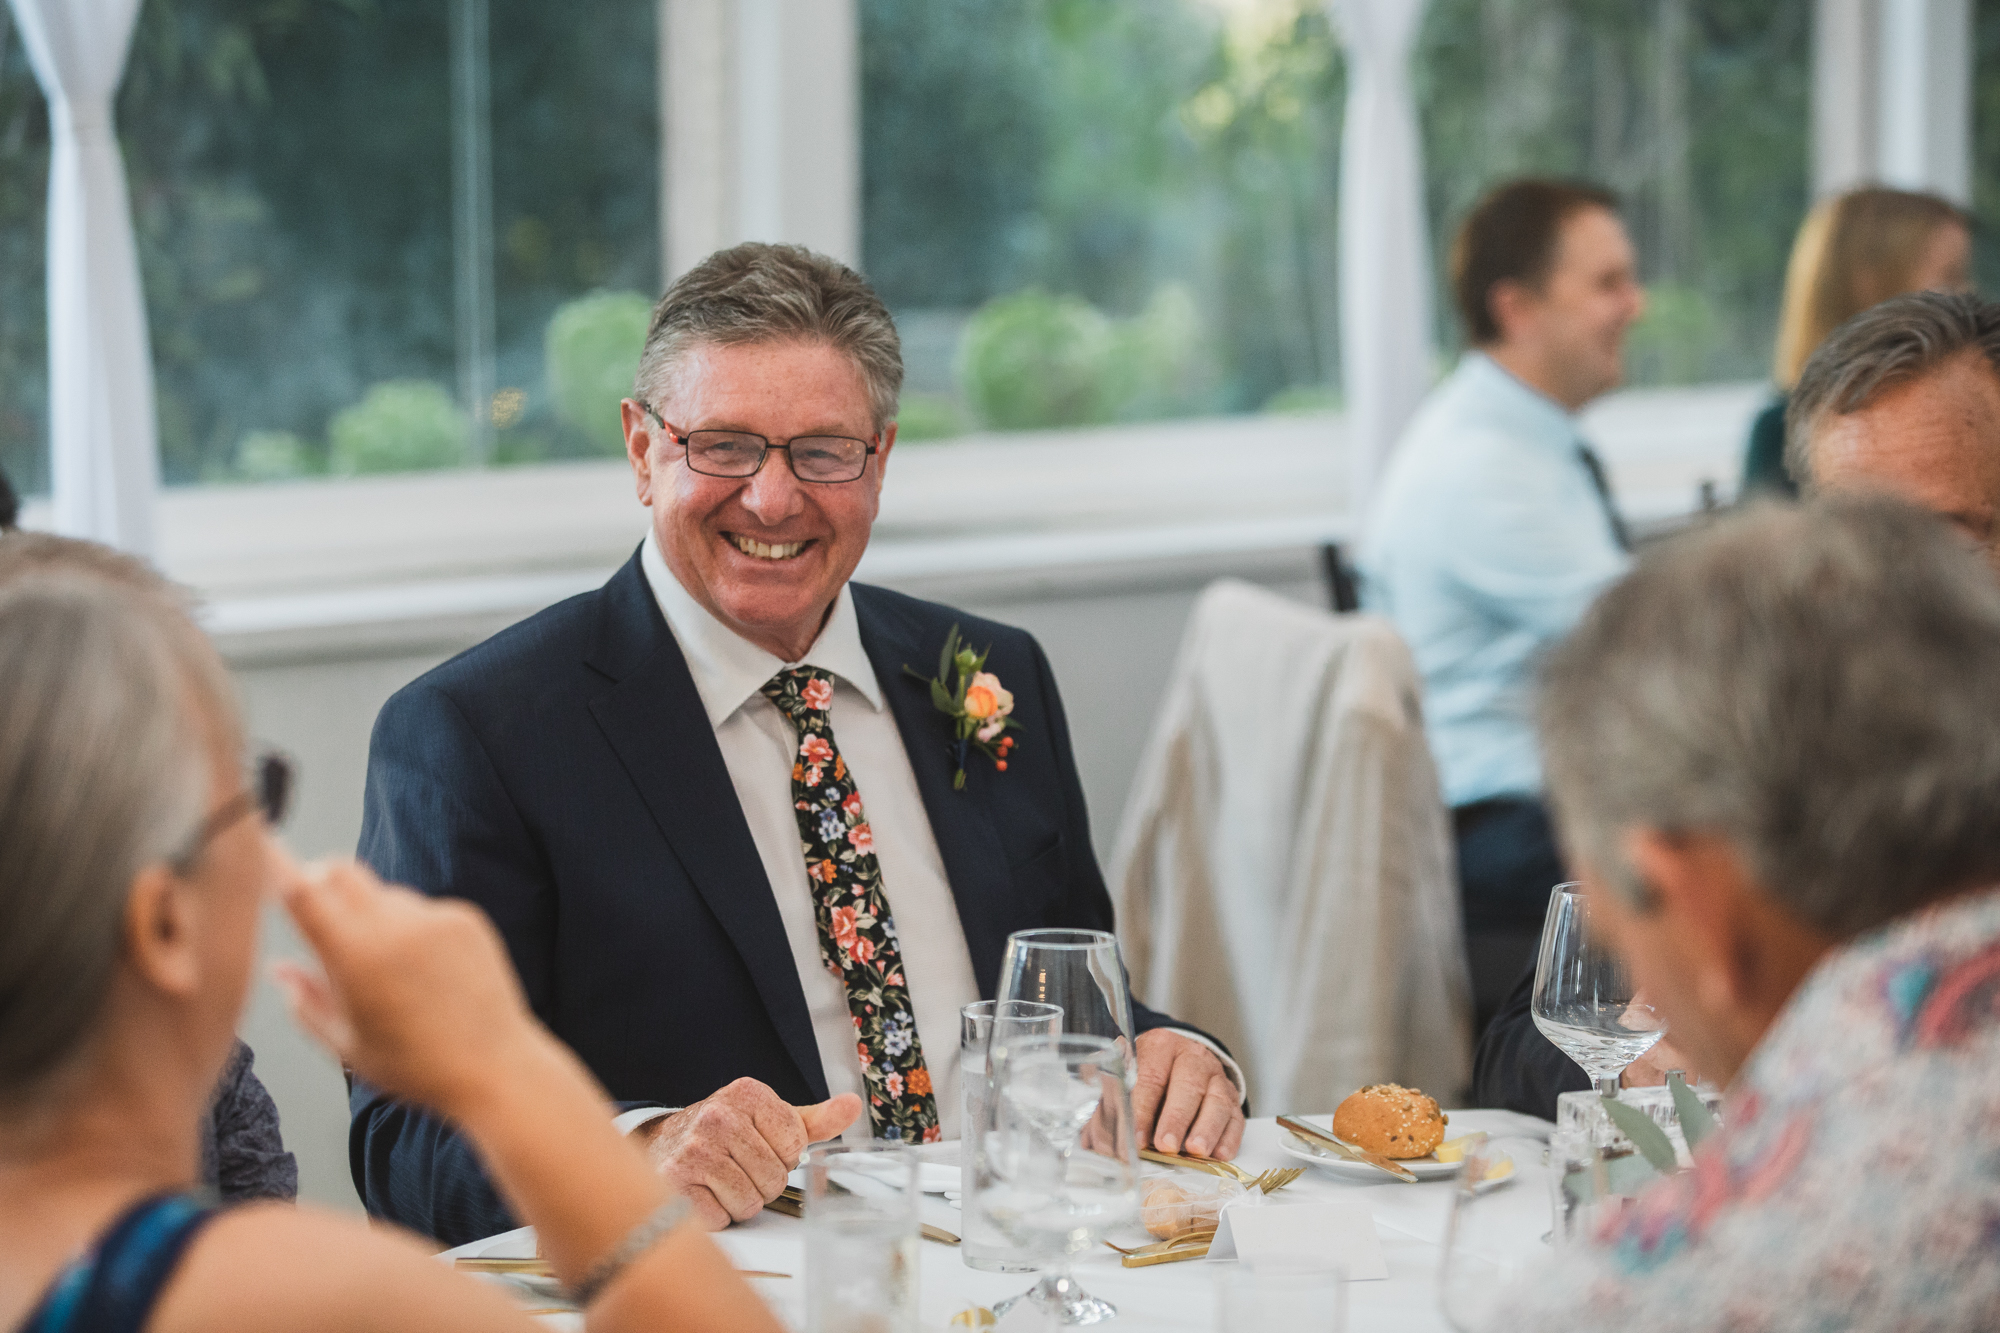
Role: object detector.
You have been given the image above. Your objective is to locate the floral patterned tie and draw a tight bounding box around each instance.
[761,666,941,1143]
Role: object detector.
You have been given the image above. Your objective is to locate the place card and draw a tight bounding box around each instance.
[1204,1200,1388,1280]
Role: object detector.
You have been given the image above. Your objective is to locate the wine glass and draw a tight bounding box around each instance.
[1530,882,1663,1098]
[995,928,1138,1064]
[982,1031,1139,1326]
[1438,1134,1532,1331]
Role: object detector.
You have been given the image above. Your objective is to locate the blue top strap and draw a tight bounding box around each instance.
[15,1194,218,1333]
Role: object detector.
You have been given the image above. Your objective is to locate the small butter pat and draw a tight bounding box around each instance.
[1433,1135,1472,1164]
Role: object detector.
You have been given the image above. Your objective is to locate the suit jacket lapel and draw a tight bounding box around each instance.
[854,586,1016,998]
[584,554,829,1100]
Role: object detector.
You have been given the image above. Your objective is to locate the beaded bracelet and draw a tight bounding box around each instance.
[568,1194,696,1308]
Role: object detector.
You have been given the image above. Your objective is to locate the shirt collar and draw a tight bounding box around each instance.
[641,532,884,728]
[1459,351,1584,448]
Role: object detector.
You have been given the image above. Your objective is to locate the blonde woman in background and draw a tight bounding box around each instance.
[1743,186,1972,495]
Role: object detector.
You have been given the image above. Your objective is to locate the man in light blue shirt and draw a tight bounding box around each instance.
[1360,179,1645,1032]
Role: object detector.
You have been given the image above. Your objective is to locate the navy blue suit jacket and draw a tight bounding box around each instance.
[353,550,1205,1244]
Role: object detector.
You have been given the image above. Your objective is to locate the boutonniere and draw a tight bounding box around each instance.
[903,624,1018,790]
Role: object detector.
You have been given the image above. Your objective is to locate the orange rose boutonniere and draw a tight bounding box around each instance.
[904,624,1018,790]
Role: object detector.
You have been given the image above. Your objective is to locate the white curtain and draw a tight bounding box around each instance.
[1329,0,1434,519]
[11,0,157,553]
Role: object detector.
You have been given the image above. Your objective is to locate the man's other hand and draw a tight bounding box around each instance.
[1620,1035,1699,1089]
[1130,1029,1244,1160]
[638,1079,861,1230]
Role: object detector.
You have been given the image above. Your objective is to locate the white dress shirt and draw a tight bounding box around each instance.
[638,535,982,1141]
[614,536,1246,1145]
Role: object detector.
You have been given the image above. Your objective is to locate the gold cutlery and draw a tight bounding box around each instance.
[1275,1114,1419,1183]
[1137,1147,1302,1195]
[766,1186,961,1245]
[1103,1227,1218,1267]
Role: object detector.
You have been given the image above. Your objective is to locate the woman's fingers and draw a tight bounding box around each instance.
[271,959,355,1057]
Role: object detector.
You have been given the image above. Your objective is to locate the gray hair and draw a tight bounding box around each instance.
[0,537,235,1105]
[1785,290,2000,488]
[634,243,903,431]
[1538,496,2000,938]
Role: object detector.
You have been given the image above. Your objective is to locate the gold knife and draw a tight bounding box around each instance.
[767,1187,961,1246]
[1276,1114,1419,1183]
[1137,1147,1241,1180]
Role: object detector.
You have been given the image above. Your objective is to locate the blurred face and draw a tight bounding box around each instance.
[624,340,895,662]
[1908,220,1973,295]
[1810,351,2000,579]
[1490,206,1647,411]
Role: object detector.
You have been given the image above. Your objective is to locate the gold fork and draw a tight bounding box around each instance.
[1138,1148,1302,1195]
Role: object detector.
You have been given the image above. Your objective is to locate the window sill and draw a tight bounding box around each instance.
[14,382,1763,662]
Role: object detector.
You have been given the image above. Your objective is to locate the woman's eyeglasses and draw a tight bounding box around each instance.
[170,750,294,873]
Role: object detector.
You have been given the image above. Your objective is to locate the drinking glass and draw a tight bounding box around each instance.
[995,928,1137,1066]
[1438,1135,1532,1331]
[1530,882,1664,1098]
[802,1142,919,1333]
[1217,1263,1346,1333]
[982,1032,1140,1326]
[961,999,1064,1272]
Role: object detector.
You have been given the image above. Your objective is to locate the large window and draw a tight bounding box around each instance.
[1417,0,1812,386]
[862,0,1347,437]
[0,0,657,493]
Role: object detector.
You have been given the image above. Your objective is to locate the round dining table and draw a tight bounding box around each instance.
[441,1109,1558,1331]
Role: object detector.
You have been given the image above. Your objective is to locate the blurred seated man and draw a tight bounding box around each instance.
[0,539,779,1333]
[1473,288,2000,1118]
[1488,496,2000,1331]
[1361,178,1645,1030]
[354,243,1244,1245]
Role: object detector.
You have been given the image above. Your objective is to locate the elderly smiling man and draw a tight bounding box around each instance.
[351,244,1243,1245]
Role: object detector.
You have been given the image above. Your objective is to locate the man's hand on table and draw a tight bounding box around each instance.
[1620,1035,1700,1089]
[1131,1028,1245,1160]
[636,1078,862,1230]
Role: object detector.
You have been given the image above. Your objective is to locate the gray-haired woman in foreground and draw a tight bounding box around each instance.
[0,538,782,1330]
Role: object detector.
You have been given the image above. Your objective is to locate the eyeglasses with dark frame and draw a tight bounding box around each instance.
[170,749,294,873]
[636,401,880,484]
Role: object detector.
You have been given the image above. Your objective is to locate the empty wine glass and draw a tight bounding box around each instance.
[995,928,1137,1063]
[982,1031,1139,1326]
[1531,882,1663,1098]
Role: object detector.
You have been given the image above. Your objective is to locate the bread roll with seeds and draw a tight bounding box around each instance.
[1331,1083,1447,1158]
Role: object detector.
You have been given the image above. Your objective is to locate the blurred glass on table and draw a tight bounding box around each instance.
[1439,1134,1531,1331]
[803,1142,920,1333]
[1217,1261,1345,1333]
[961,998,1063,1272]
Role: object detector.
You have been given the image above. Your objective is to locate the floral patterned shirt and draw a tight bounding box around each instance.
[1490,884,2000,1332]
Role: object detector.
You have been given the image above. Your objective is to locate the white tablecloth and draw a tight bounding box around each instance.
[443,1111,1556,1331]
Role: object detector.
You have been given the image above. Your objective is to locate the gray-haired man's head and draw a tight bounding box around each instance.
[1539,495,2000,940]
[1785,291,2000,576]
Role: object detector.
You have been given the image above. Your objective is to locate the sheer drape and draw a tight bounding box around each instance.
[1329,0,1434,517]
[10,0,156,552]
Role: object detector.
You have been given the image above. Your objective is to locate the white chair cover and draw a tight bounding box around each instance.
[1112,579,1472,1112]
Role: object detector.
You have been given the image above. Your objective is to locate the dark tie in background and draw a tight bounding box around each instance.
[1576,442,1634,554]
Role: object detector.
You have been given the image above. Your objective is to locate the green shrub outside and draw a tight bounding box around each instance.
[234,429,317,480]
[328,380,469,475]
[546,290,653,455]
[893,392,969,441]
[956,284,1207,431]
